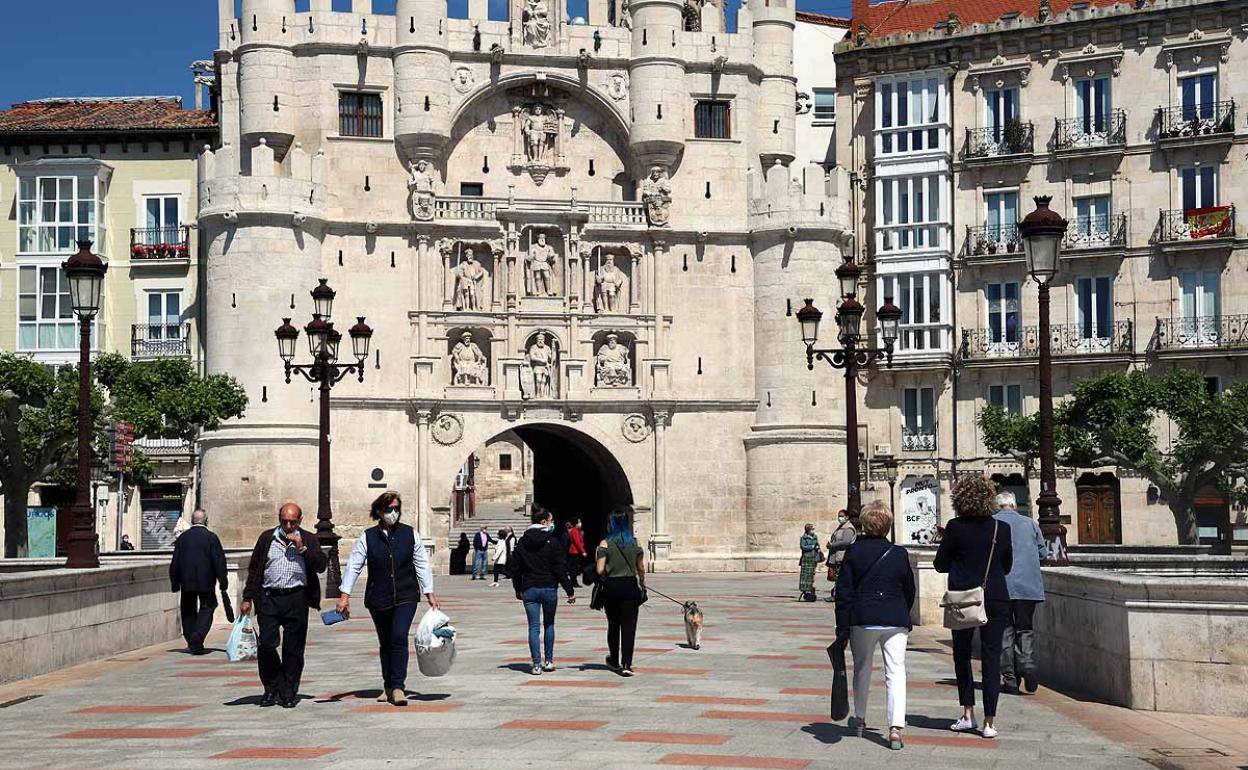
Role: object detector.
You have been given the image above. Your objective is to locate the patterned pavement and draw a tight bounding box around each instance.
[0,573,1239,769]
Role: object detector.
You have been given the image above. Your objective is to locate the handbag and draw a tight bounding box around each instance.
[941,521,998,630]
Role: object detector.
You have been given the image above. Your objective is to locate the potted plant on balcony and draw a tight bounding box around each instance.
[175,243,189,259]
[1003,118,1027,154]
[131,244,147,260]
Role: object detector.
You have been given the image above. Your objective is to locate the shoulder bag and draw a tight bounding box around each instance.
[940,521,997,631]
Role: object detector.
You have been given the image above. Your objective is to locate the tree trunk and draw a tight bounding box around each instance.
[1168,499,1199,545]
[3,484,30,558]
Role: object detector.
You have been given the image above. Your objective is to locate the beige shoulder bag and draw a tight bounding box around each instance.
[941,521,998,630]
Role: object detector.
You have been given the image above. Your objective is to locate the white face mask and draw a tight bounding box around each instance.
[837,517,846,525]
[382,510,400,526]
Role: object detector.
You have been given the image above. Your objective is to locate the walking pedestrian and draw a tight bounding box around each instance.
[168,509,228,655]
[510,505,576,675]
[835,501,915,750]
[798,523,822,601]
[337,491,439,706]
[240,503,327,708]
[566,518,588,586]
[471,524,493,580]
[491,528,509,587]
[934,476,1013,739]
[993,491,1048,695]
[825,510,857,602]
[596,506,646,677]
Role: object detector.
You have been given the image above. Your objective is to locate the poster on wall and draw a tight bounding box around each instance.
[26,507,57,558]
[900,476,940,545]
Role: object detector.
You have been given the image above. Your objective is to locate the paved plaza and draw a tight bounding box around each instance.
[0,573,1244,770]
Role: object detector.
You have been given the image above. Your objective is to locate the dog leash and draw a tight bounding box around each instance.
[645,585,688,607]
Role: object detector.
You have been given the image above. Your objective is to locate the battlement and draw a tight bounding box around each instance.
[198,139,327,224]
[748,162,851,236]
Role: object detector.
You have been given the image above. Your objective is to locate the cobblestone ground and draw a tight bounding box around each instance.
[1,573,1243,770]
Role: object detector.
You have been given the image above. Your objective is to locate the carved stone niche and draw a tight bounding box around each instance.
[508,84,570,186]
[447,327,492,390]
[519,329,561,401]
[519,225,566,306]
[592,329,636,390]
[441,239,503,312]
[582,242,642,315]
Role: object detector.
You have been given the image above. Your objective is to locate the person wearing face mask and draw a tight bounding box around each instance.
[826,509,857,602]
[337,491,439,705]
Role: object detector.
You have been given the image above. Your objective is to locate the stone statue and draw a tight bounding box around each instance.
[595,333,632,387]
[451,331,488,386]
[453,248,489,311]
[642,165,673,227]
[522,0,551,48]
[408,160,436,221]
[526,332,556,400]
[523,104,557,165]
[526,231,557,297]
[594,254,626,313]
[618,0,631,29]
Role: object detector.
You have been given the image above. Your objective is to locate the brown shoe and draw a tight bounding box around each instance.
[390,688,408,706]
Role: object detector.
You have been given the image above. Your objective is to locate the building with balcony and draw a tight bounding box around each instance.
[838,0,1247,550]
[0,96,217,553]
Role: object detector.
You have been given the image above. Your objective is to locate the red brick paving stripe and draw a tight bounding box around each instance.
[659,695,769,706]
[799,645,831,651]
[788,664,832,670]
[749,655,799,660]
[499,719,607,731]
[212,748,341,760]
[350,703,463,713]
[633,667,711,676]
[700,710,827,723]
[58,728,212,740]
[902,735,999,749]
[75,705,199,714]
[522,680,623,689]
[779,688,829,696]
[658,753,811,769]
[618,732,732,746]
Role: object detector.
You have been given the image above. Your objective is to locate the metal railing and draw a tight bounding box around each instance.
[1063,213,1128,251]
[901,427,937,452]
[960,320,1134,360]
[130,226,190,260]
[1156,315,1248,352]
[963,121,1035,160]
[1155,100,1236,140]
[131,323,191,358]
[1156,206,1235,243]
[134,436,193,456]
[965,224,1022,257]
[1054,110,1127,151]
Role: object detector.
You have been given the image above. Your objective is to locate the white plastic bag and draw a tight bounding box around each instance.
[413,608,456,677]
[226,614,258,663]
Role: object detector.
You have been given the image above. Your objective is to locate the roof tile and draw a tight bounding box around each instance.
[0,97,216,134]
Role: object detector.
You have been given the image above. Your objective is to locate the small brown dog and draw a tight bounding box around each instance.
[683,601,704,650]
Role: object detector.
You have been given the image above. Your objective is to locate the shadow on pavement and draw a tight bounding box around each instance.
[800,723,850,745]
[907,714,956,731]
[314,689,452,704]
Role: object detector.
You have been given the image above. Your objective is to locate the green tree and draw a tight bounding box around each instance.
[978,404,1040,478]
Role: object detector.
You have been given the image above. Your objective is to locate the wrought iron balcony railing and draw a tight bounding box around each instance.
[901,427,937,452]
[1155,100,1236,141]
[134,436,194,457]
[1155,315,1248,352]
[965,224,1022,258]
[963,122,1035,160]
[1156,206,1235,243]
[131,324,191,359]
[1054,110,1127,151]
[1063,213,1128,251]
[960,320,1134,360]
[130,226,190,260]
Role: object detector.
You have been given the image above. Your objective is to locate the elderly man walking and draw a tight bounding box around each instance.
[992,491,1048,695]
[240,503,327,708]
[168,509,228,654]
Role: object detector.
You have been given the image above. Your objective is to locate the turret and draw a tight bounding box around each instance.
[750,0,796,167]
[627,0,687,170]
[394,0,452,162]
[237,0,297,159]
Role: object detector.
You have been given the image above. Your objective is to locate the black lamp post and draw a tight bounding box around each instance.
[275,279,374,597]
[797,256,903,518]
[1019,196,1070,565]
[881,455,900,541]
[63,242,108,569]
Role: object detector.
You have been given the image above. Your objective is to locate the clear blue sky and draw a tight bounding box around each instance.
[0,0,851,110]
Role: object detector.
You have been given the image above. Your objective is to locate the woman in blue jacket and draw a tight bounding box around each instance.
[835,500,916,750]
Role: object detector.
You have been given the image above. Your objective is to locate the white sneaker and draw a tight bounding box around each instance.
[541,661,556,672]
[981,725,998,739]
[530,665,542,676]
[490,582,498,587]
[951,716,978,733]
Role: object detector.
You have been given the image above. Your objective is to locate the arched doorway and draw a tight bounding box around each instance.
[1076,472,1121,544]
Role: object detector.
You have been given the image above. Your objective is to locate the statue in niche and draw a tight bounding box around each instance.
[595,334,632,387]
[522,0,551,48]
[642,166,673,227]
[452,248,489,311]
[682,0,702,31]
[525,332,557,400]
[594,254,626,313]
[526,231,557,297]
[523,104,558,165]
[618,0,632,29]
[451,331,488,386]
[408,160,436,221]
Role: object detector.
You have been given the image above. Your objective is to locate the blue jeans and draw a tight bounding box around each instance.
[369,602,420,692]
[471,550,488,579]
[522,586,558,666]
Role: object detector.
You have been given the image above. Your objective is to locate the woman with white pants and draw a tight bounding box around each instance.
[834,500,917,750]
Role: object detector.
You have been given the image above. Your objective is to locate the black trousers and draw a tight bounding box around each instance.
[179,591,217,650]
[257,592,309,700]
[568,554,583,585]
[602,576,643,669]
[369,602,419,692]
[951,600,1009,718]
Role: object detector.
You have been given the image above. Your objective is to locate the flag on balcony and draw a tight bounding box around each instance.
[1185,206,1231,239]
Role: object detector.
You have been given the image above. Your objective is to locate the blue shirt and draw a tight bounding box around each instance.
[992,509,1048,601]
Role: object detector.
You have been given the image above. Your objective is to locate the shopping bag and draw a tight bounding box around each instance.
[826,635,850,722]
[413,608,457,677]
[226,614,258,663]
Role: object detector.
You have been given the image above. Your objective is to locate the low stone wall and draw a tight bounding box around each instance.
[1036,567,1248,717]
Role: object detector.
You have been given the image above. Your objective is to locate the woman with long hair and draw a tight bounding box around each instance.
[337,491,439,705]
[595,506,647,677]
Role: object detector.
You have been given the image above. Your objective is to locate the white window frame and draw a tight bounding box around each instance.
[1073,195,1112,243]
[985,281,1022,352]
[144,290,184,341]
[16,172,108,256]
[1178,70,1218,115]
[874,72,948,157]
[1076,276,1114,345]
[879,271,951,354]
[1179,270,1221,347]
[1181,165,1218,210]
[16,262,99,357]
[812,88,836,125]
[902,387,937,450]
[874,174,948,254]
[983,86,1020,134]
[988,384,1023,416]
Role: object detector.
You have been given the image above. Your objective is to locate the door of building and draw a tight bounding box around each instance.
[1076,474,1121,544]
[1193,485,1231,554]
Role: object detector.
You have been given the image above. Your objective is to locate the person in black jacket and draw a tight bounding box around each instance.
[934,476,1014,739]
[168,509,228,655]
[337,491,439,706]
[835,501,915,750]
[510,505,576,675]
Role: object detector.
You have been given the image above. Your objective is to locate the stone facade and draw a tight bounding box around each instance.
[200,0,854,571]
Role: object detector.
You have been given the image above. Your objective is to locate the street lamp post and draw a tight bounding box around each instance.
[63,242,108,569]
[275,279,373,597]
[881,455,900,541]
[797,256,903,518]
[1019,196,1070,565]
